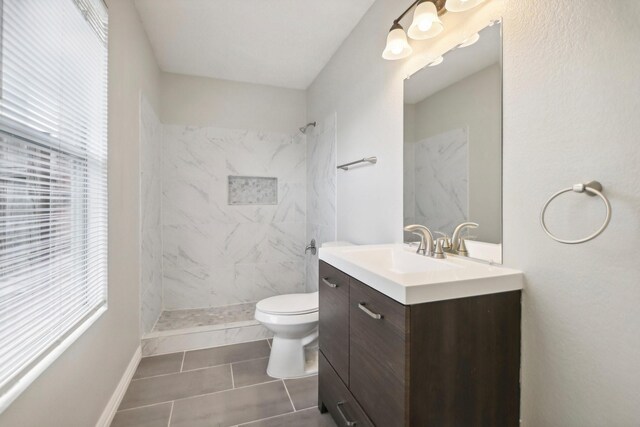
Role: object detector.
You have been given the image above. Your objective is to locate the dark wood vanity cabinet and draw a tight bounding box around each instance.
[318,260,521,427]
[318,261,351,384]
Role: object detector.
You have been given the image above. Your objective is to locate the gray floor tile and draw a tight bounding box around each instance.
[232,357,275,388]
[183,340,271,371]
[284,375,318,411]
[239,408,336,427]
[120,365,232,410]
[110,402,172,427]
[133,352,183,379]
[171,380,293,427]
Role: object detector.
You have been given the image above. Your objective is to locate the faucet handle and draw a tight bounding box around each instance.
[457,238,469,256]
[409,232,426,255]
[434,231,451,249]
[433,239,446,259]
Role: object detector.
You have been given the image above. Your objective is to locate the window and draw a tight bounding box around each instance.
[0,0,108,410]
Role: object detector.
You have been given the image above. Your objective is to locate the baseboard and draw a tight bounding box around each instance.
[96,345,141,427]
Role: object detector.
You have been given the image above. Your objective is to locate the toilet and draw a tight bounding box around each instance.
[254,291,319,379]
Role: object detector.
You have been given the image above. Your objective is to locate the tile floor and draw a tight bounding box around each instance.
[111,340,336,427]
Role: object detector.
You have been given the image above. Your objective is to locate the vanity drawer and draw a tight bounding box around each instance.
[349,278,409,426]
[319,261,350,384]
[319,352,373,427]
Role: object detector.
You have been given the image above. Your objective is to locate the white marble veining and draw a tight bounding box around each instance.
[305,113,337,292]
[408,128,469,234]
[140,96,164,335]
[162,125,307,309]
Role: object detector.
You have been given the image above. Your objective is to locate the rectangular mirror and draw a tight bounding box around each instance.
[403,22,502,263]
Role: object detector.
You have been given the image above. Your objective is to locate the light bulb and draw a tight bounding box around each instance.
[382,23,413,60]
[418,20,433,32]
[408,1,443,40]
[391,42,404,55]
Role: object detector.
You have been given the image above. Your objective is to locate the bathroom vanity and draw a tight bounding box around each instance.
[317,245,523,427]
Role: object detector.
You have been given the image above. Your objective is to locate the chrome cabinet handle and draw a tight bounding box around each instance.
[358,303,383,320]
[336,401,357,426]
[321,277,338,288]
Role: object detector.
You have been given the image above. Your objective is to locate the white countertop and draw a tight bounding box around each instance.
[319,244,523,305]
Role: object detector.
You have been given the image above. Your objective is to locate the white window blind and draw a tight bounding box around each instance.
[0,0,108,409]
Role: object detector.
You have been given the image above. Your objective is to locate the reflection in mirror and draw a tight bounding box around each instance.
[403,22,502,263]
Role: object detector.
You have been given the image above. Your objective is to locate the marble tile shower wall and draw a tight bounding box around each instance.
[140,97,164,334]
[162,125,307,310]
[305,113,337,292]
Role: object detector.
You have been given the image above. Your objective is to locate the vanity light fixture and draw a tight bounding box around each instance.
[458,32,480,48]
[383,0,446,60]
[384,0,486,61]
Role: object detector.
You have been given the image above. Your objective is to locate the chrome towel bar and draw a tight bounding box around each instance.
[337,156,377,171]
[540,180,611,244]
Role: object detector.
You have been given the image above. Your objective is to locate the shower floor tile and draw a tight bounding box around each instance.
[153,303,256,332]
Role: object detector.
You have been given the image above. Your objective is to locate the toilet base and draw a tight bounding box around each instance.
[266,333,318,379]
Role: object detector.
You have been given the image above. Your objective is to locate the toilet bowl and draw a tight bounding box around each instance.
[254,292,319,379]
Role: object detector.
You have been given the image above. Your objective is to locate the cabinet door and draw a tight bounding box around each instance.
[319,261,350,385]
[319,352,373,427]
[349,278,409,427]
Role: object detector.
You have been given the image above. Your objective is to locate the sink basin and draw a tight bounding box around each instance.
[319,244,523,305]
[339,246,460,274]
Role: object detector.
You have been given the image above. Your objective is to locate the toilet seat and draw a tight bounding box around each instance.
[256,292,318,316]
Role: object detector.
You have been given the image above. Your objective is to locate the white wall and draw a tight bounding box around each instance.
[308,0,640,424]
[0,0,161,425]
[504,1,640,425]
[160,72,307,133]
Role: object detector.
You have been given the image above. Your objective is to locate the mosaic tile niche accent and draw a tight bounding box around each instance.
[228,176,278,205]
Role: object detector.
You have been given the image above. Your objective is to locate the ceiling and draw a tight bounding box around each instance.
[134,0,375,90]
[404,24,501,104]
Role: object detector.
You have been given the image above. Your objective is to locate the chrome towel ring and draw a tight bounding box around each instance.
[540,181,612,244]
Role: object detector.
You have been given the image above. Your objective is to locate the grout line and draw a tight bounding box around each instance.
[230,364,235,389]
[180,355,270,374]
[143,337,272,357]
[167,401,174,427]
[282,379,297,412]
[115,401,173,413]
[179,351,185,372]
[119,380,285,413]
[172,380,283,404]
[131,363,231,382]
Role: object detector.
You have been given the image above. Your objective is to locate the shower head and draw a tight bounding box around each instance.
[299,122,316,134]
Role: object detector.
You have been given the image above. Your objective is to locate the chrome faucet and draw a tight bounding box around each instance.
[451,222,479,253]
[404,224,434,256]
